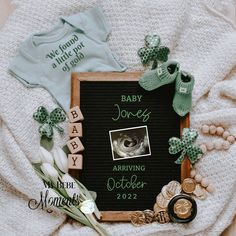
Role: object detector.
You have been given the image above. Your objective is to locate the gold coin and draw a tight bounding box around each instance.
[155,211,170,224]
[156,193,169,209]
[130,211,146,226]
[161,185,173,200]
[153,203,166,214]
[176,210,192,219]
[166,181,182,197]
[143,209,154,223]
[182,178,196,194]
[173,198,192,219]
[193,184,207,199]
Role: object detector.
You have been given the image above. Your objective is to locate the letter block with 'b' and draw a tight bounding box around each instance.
[67,137,84,154]
[68,106,84,123]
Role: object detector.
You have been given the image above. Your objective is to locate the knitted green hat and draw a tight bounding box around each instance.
[172,71,194,117]
[139,60,180,91]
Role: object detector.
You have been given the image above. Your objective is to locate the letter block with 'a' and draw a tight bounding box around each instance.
[68,154,83,169]
[68,106,84,123]
[67,137,84,154]
[69,123,82,137]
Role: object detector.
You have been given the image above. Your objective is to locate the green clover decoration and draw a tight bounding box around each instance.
[33,106,66,139]
[168,128,203,164]
[138,35,170,69]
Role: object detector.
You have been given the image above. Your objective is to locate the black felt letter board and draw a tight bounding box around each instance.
[79,81,180,211]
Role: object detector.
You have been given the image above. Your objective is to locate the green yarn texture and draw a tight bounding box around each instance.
[172,71,194,117]
[139,60,179,91]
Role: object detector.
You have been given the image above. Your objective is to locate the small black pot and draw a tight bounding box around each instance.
[168,194,197,223]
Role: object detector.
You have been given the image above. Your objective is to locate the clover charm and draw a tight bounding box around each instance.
[138,35,170,69]
[33,106,66,139]
[168,128,203,164]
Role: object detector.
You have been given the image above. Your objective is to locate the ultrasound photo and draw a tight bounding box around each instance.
[109,126,151,161]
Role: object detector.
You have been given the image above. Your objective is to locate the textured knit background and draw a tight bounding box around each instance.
[0,0,236,236]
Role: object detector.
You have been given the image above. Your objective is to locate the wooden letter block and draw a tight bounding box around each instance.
[67,137,84,154]
[69,123,83,137]
[68,106,84,123]
[68,154,83,169]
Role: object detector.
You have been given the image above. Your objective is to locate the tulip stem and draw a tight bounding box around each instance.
[75,180,101,219]
[86,214,111,236]
[60,207,92,227]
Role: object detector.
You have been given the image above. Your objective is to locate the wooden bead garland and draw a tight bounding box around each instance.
[200,124,235,153]
[209,125,216,135]
[190,169,215,194]
[216,127,224,136]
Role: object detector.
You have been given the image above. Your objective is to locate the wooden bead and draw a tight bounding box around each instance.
[206,142,214,151]
[195,174,202,183]
[223,131,230,139]
[190,169,196,178]
[201,125,210,134]
[227,135,235,144]
[199,144,207,154]
[69,123,83,137]
[68,154,83,169]
[214,140,222,150]
[222,141,230,150]
[68,106,84,123]
[216,127,224,136]
[201,178,209,188]
[206,184,215,193]
[67,137,84,154]
[209,125,217,135]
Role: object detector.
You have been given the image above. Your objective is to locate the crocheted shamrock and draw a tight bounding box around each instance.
[168,128,203,164]
[33,106,66,139]
[138,35,170,69]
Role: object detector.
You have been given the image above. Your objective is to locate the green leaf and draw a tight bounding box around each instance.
[62,145,70,155]
[40,136,54,151]
[60,207,92,227]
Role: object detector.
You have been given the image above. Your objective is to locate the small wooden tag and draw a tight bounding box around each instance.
[68,106,84,123]
[69,123,83,137]
[68,154,83,169]
[67,137,84,154]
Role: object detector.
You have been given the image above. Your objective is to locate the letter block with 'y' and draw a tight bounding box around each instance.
[68,106,84,123]
[68,154,83,169]
[67,137,84,154]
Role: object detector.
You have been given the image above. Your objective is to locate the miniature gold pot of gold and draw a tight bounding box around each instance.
[167,194,197,223]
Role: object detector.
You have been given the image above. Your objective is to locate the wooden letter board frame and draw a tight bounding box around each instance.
[70,72,190,222]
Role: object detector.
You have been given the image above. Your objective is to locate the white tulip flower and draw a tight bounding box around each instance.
[61,173,80,198]
[52,147,68,173]
[39,146,54,165]
[79,200,95,214]
[41,163,59,181]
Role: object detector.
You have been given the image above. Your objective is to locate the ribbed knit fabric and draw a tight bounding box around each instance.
[139,60,179,91]
[175,71,194,94]
[0,1,236,236]
[172,71,194,116]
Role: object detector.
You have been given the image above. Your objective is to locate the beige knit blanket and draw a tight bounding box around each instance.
[0,0,236,235]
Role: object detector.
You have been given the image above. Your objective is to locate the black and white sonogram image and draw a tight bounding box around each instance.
[109,126,151,161]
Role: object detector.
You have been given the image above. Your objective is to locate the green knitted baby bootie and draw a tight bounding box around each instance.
[172,71,194,117]
[139,60,180,91]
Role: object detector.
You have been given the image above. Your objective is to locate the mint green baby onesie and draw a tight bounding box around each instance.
[9,7,126,111]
